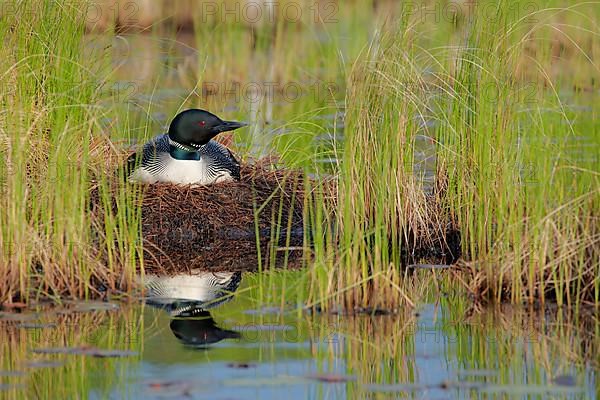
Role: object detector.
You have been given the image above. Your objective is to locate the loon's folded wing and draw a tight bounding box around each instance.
[122,134,170,180]
[225,147,240,166]
[202,141,241,181]
[225,148,241,180]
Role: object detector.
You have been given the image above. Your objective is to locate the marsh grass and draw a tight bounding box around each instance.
[433,2,600,305]
[0,0,597,309]
[0,1,143,302]
[306,0,599,310]
[305,13,461,311]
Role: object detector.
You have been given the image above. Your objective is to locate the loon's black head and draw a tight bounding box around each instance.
[170,311,241,347]
[168,109,247,148]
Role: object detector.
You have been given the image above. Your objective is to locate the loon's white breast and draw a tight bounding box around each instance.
[130,156,232,185]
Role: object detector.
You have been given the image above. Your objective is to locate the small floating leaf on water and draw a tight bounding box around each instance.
[70,301,120,312]
[552,375,577,386]
[148,380,192,390]
[231,324,293,331]
[16,323,56,329]
[227,362,256,369]
[457,369,499,378]
[225,376,308,387]
[33,346,137,358]
[146,380,194,397]
[26,360,65,368]
[306,374,355,383]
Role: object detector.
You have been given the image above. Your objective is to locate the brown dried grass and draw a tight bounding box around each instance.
[91,157,322,274]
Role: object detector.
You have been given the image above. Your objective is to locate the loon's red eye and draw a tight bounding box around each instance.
[198,120,206,126]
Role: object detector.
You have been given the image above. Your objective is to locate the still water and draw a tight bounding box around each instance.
[1,271,597,399]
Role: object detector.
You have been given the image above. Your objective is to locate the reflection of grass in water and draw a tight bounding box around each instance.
[1,273,597,398]
[445,304,599,399]
[0,306,142,399]
[222,272,599,398]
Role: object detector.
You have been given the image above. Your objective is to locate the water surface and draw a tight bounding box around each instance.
[1,271,597,399]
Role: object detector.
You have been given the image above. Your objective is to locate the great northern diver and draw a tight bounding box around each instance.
[142,271,243,346]
[127,109,247,185]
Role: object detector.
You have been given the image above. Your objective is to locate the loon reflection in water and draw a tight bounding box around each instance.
[143,270,242,316]
[142,270,242,347]
[170,311,241,347]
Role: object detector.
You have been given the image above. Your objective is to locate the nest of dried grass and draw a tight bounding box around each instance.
[90,153,460,276]
[91,158,312,274]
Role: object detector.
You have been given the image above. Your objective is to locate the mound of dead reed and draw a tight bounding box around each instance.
[90,152,462,281]
[91,158,313,274]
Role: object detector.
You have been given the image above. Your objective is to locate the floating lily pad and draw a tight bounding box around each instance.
[144,379,208,398]
[227,362,256,369]
[147,380,193,391]
[33,346,137,358]
[231,324,293,331]
[306,373,355,383]
[552,375,577,386]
